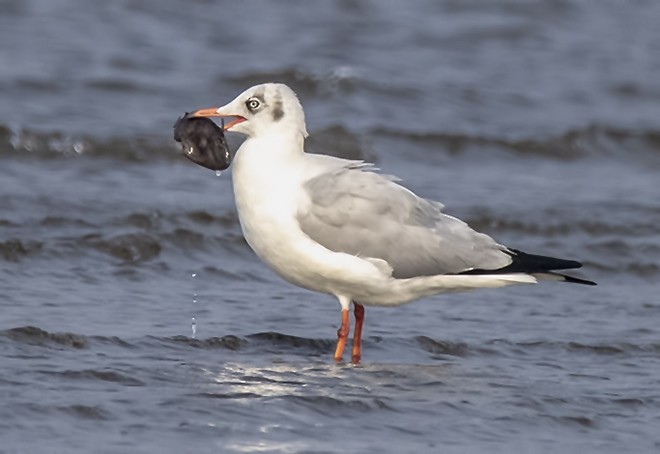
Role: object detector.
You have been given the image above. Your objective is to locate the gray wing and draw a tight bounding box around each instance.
[297,164,512,278]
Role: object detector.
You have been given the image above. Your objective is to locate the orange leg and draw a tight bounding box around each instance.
[351,303,365,364]
[333,309,350,362]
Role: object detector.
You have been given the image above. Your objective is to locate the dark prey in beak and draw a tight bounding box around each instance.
[173,113,231,171]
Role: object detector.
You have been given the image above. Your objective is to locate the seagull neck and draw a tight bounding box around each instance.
[248,130,306,157]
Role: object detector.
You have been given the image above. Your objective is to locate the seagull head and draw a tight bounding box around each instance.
[192,83,308,139]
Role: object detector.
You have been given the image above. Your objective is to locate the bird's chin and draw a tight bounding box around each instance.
[223,116,247,132]
[226,124,252,138]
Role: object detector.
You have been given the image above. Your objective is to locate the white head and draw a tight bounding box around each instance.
[192,83,308,139]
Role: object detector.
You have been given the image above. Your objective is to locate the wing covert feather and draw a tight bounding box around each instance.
[297,165,512,278]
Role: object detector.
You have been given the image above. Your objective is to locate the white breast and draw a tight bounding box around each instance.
[231,137,323,289]
[231,136,390,297]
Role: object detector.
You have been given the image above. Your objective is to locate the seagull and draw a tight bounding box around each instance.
[191,83,595,364]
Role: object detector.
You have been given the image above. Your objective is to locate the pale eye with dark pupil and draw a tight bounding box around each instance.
[246,99,261,111]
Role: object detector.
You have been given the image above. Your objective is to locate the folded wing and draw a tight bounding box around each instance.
[297,163,513,278]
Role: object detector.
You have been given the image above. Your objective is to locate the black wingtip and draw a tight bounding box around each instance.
[460,248,595,285]
[505,248,584,272]
[559,274,597,286]
[461,249,585,275]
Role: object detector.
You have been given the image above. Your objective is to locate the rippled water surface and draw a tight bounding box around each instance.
[2,1,660,453]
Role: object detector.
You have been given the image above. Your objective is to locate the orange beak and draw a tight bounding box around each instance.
[191,107,246,131]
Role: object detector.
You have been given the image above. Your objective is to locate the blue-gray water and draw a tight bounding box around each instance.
[2,1,660,453]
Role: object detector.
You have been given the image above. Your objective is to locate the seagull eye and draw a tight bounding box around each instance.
[246,98,261,112]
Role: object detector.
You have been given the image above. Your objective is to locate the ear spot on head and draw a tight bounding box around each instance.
[272,97,284,121]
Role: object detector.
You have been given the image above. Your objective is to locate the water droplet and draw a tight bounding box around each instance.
[191,271,198,339]
[215,170,223,177]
